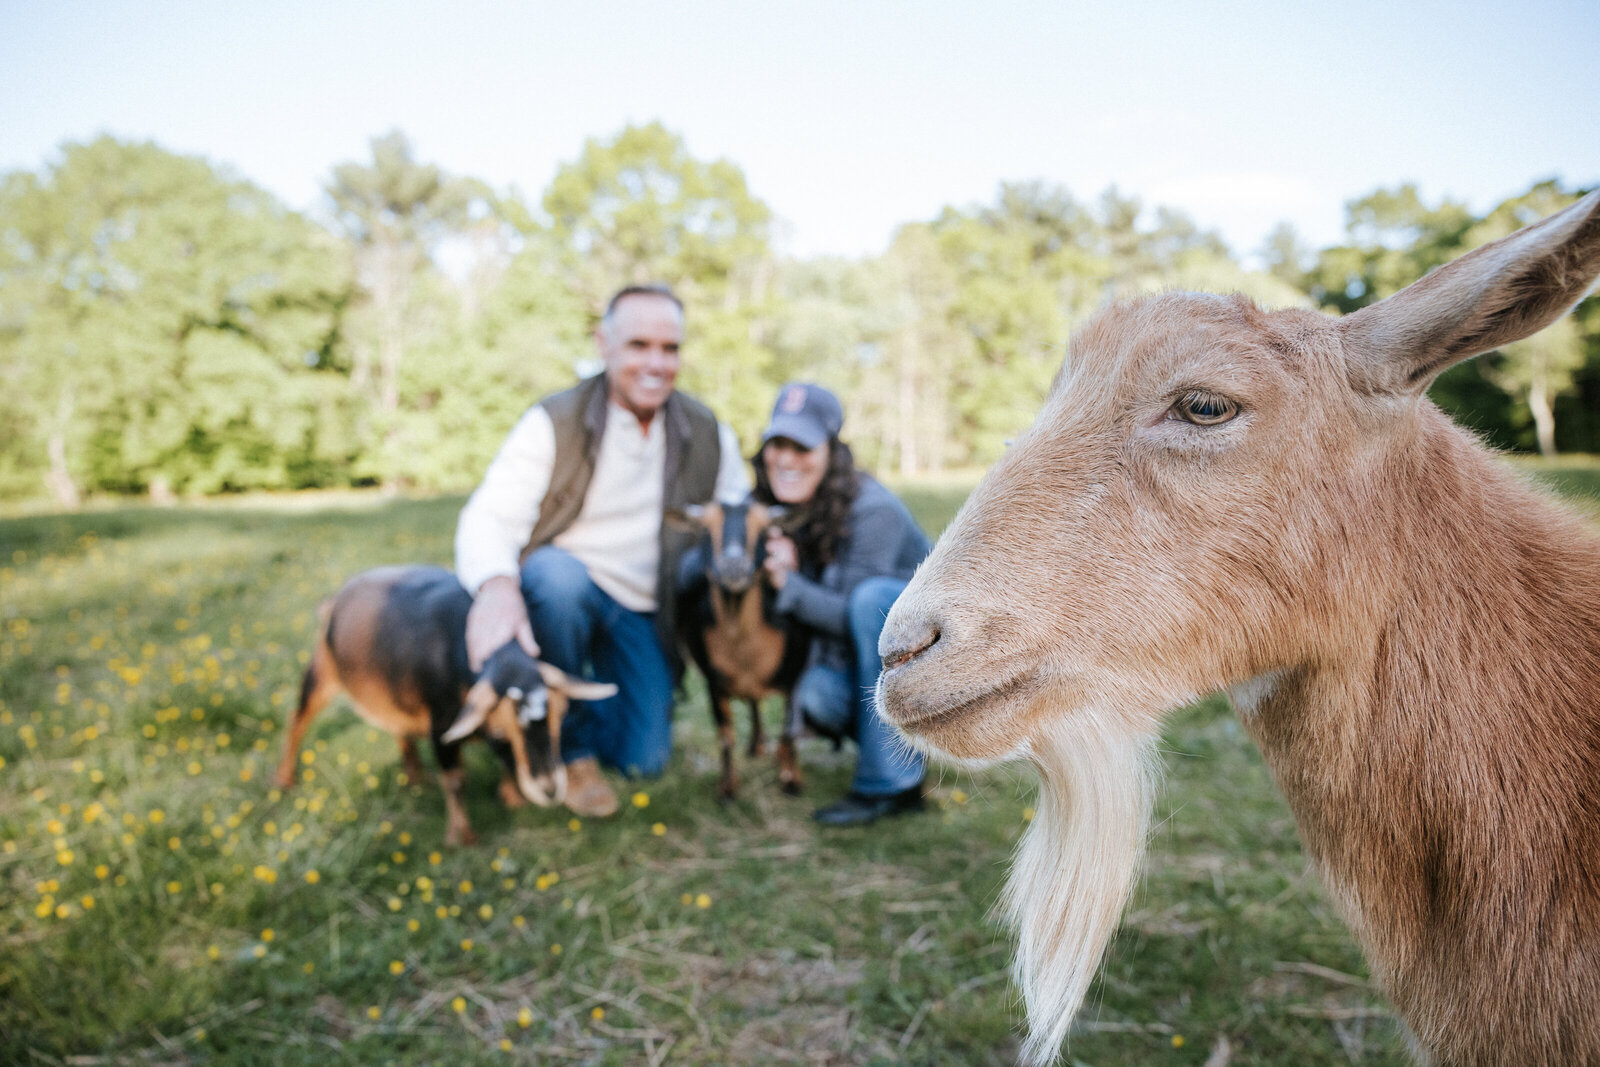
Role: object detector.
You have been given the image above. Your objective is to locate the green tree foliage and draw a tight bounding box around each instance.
[542,123,777,449]
[1305,184,1475,314]
[794,183,1309,475]
[543,122,771,311]
[1308,181,1598,453]
[2,129,1594,508]
[0,137,350,503]
[385,240,591,492]
[1461,182,1589,456]
[324,131,494,487]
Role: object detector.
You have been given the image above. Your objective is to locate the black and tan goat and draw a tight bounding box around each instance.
[275,566,615,845]
[676,501,811,800]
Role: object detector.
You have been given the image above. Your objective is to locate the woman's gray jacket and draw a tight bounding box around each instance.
[772,474,930,674]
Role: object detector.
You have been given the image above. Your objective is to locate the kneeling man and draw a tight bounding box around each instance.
[455,284,748,815]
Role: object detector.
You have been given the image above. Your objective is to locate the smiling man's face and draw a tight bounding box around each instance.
[599,293,683,427]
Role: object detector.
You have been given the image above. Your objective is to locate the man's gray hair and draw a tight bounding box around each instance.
[602,284,684,324]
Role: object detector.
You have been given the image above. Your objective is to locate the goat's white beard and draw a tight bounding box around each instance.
[1003,710,1162,1066]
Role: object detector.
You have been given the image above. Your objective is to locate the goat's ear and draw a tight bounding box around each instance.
[767,504,805,535]
[442,681,498,743]
[536,662,618,702]
[664,504,707,529]
[1339,188,1600,396]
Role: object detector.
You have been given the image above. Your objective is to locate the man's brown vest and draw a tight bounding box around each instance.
[520,373,723,679]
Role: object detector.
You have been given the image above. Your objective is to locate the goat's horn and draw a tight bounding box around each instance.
[536,661,618,701]
[441,681,497,744]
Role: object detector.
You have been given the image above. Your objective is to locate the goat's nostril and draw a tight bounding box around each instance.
[882,626,940,671]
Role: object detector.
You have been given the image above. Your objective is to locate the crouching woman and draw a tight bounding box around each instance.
[755,383,931,826]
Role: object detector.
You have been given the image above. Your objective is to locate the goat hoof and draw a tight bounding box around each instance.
[445,826,477,847]
[781,781,803,797]
[273,769,296,789]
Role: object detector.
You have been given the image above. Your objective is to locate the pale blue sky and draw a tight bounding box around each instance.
[3,0,1596,263]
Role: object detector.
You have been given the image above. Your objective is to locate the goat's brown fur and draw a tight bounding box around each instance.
[276,566,613,845]
[681,501,809,799]
[277,572,432,784]
[878,190,1600,1065]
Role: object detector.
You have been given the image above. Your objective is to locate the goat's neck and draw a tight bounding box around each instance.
[709,581,776,640]
[1249,418,1600,791]
[1237,418,1600,1045]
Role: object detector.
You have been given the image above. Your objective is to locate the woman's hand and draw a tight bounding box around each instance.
[764,529,798,590]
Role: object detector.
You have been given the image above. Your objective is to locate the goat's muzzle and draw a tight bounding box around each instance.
[710,555,757,592]
[517,760,566,807]
[879,606,941,674]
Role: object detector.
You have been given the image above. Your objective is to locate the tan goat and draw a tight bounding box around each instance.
[876,190,1600,1065]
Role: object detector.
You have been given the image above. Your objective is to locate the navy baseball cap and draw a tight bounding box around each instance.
[762,383,844,450]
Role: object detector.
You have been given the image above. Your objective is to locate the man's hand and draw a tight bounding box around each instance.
[466,575,539,670]
[764,529,799,590]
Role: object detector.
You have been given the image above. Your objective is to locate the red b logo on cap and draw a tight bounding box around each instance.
[779,385,807,413]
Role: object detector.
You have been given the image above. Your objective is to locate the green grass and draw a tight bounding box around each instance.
[2,459,1595,1065]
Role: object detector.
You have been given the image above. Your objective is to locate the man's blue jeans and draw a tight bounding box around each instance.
[793,576,925,797]
[519,546,673,777]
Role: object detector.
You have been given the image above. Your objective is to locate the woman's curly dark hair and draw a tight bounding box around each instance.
[752,437,860,570]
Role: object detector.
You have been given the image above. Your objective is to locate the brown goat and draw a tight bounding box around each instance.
[877,190,1600,1065]
[677,501,811,799]
[276,566,615,845]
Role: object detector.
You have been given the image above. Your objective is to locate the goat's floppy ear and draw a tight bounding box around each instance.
[664,504,707,529]
[766,504,805,535]
[1339,188,1600,396]
[442,681,498,743]
[536,662,618,702]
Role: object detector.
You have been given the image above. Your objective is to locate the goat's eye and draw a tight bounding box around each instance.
[1171,391,1239,426]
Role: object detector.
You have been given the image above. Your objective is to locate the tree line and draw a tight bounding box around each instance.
[2,124,1595,507]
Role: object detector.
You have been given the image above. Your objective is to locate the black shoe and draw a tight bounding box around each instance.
[812,784,925,826]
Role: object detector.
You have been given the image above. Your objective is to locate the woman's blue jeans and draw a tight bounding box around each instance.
[792,576,925,797]
[519,546,673,778]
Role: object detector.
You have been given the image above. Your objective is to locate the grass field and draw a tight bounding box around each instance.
[2,460,1596,1066]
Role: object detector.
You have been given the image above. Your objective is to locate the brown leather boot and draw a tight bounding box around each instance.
[563,757,618,818]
